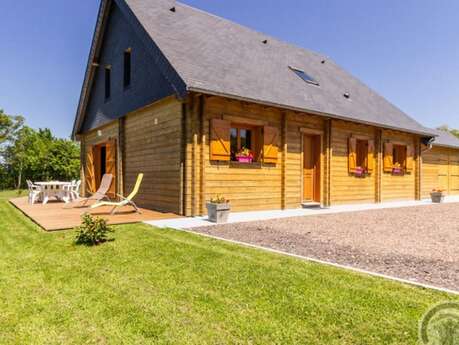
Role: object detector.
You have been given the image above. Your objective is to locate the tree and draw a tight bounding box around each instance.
[0,109,24,145]
[2,126,80,190]
[437,125,459,139]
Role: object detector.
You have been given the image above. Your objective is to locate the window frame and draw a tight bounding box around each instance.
[123,49,132,89]
[289,66,319,86]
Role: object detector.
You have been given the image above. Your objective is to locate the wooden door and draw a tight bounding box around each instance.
[303,135,320,202]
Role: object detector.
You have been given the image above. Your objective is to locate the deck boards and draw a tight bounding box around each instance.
[10,197,179,231]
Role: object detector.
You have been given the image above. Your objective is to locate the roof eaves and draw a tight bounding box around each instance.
[188,86,437,137]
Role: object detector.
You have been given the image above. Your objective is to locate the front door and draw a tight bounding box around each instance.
[303,135,321,202]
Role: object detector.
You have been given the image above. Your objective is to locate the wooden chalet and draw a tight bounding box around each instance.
[72,0,456,216]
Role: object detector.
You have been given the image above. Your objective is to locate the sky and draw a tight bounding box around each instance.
[0,0,458,139]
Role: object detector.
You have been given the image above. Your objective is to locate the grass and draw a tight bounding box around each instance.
[0,190,457,344]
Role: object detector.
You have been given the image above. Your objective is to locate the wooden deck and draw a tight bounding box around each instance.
[10,197,179,231]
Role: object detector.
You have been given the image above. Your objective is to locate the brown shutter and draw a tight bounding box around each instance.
[367,139,375,173]
[210,119,231,161]
[406,144,414,172]
[348,137,357,173]
[85,145,96,195]
[383,142,394,172]
[106,139,117,198]
[263,126,279,164]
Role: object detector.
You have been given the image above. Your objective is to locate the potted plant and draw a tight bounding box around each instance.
[430,188,445,203]
[235,147,254,163]
[206,195,231,223]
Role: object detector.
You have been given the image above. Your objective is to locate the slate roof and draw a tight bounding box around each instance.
[73,0,437,137]
[431,129,459,149]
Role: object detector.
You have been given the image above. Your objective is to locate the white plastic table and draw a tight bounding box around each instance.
[35,181,72,204]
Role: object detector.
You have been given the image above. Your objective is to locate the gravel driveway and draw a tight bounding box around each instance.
[192,203,459,291]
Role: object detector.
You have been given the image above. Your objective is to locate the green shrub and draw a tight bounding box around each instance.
[74,214,114,246]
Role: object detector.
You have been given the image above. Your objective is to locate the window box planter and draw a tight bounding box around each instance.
[392,167,404,175]
[354,167,366,178]
[206,202,231,223]
[236,156,253,163]
[430,190,445,203]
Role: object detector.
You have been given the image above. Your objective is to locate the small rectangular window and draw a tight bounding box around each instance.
[289,66,319,86]
[124,49,131,88]
[104,67,111,100]
[230,124,259,162]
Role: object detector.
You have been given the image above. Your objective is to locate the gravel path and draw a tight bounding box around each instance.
[192,204,459,291]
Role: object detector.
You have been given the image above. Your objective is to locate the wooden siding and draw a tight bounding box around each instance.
[381,130,418,201]
[190,96,326,214]
[422,146,459,197]
[123,97,182,213]
[330,120,377,204]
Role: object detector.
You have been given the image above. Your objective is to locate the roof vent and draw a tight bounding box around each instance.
[169,6,176,12]
[321,60,326,64]
[262,39,268,44]
[343,92,350,99]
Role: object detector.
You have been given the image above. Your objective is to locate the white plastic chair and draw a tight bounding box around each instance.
[26,180,42,205]
[63,180,81,202]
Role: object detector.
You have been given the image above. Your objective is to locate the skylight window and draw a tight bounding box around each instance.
[289,66,319,86]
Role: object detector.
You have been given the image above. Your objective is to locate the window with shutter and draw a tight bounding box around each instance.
[210,119,231,161]
[263,126,278,164]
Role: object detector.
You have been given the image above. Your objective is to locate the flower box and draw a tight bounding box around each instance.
[236,156,253,163]
[354,167,365,177]
[392,167,403,175]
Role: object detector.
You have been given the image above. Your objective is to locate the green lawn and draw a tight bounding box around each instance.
[0,190,456,344]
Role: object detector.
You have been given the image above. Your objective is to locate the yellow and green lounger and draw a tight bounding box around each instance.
[91,173,143,215]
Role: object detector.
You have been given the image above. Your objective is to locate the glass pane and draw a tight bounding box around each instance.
[240,129,252,150]
[230,128,238,160]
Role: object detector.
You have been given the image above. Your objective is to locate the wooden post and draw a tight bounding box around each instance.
[118,117,126,196]
[323,119,332,207]
[80,137,86,196]
[415,137,422,200]
[191,96,198,217]
[199,95,206,215]
[180,101,188,216]
[375,129,383,203]
[281,112,287,209]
